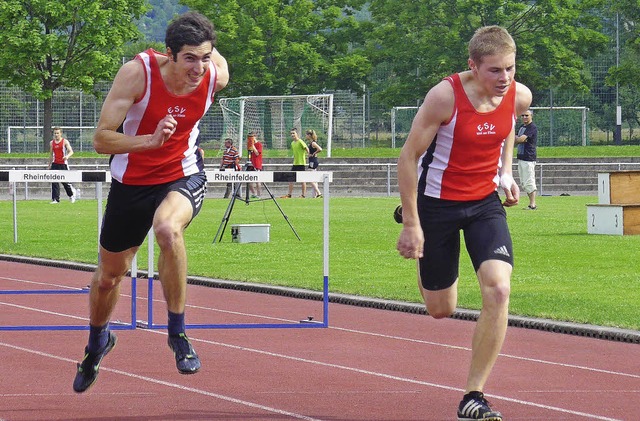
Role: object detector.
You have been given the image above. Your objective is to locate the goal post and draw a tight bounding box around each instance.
[7,126,96,154]
[529,106,589,146]
[391,106,419,148]
[218,94,334,157]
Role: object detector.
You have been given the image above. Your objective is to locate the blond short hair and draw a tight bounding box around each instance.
[468,26,516,64]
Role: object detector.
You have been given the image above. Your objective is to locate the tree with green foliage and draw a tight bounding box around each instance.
[0,0,148,148]
[136,0,188,41]
[364,0,609,109]
[180,0,370,96]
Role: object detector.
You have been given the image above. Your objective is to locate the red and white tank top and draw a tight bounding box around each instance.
[51,139,68,164]
[418,73,516,201]
[110,49,217,185]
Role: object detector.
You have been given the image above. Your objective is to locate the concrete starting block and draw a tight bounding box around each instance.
[231,224,270,243]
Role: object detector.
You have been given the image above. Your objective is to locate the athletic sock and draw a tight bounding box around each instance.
[168,311,185,336]
[463,391,483,401]
[87,323,110,353]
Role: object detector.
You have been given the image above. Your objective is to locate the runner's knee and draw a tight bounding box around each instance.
[154,220,183,250]
[427,305,455,319]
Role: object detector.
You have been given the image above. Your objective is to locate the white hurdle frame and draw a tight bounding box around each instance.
[2,169,333,330]
[144,170,333,329]
[5,170,109,252]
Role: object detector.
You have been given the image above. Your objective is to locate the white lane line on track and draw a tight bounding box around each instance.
[0,341,322,421]
[0,276,85,291]
[151,329,619,421]
[0,392,154,397]
[1,278,632,420]
[187,303,640,380]
[0,301,88,322]
[4,296,639,381]
[5,330,617,421]
[329,325,640,380]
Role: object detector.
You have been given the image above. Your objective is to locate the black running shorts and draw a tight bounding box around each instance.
[100,172,207,253]
[417,192,513,291]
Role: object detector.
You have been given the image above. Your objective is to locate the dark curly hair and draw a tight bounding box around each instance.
[165,12,217,61]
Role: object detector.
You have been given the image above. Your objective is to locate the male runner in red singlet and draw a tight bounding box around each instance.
[73,12,229,393]
[396,26,532,420]
[48,127,77,203]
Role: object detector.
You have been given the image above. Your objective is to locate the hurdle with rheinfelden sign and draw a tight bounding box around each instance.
[1,169,333,331]
[2,170,110,246]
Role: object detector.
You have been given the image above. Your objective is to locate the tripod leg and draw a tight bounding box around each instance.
[262,183,301,240]
[213,183,240,243]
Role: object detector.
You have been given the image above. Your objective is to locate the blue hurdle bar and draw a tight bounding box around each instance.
[141,274,330,330]
[0,289,88,295]
[0,276,137,331]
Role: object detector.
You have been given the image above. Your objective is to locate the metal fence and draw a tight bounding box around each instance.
[0,82,368,154]
[1,68,637,155]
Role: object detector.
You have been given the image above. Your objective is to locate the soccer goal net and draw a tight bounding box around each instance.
[391,106,419,148]
[529,106,589,146]
[217,94,334,157]
[6,126,96,154]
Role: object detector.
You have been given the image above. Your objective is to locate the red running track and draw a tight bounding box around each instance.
[1,260,639,420]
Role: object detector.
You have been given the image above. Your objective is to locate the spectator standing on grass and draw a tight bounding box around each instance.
[220,137,241,198]
[515,109,538,210]
[49,127,77,204]
[396,26,531,421]
[306,129,322,198]
[247,132,263,198]
[72,12,229,393]
[282,127,308,198]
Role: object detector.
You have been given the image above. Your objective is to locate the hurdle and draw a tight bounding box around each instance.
[1,169,109,251]
[1,169,332,330]
[140,170,333,330]
[0,169,135,331]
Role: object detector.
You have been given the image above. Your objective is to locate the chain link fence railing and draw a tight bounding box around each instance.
[0,82,368,154]
[1,73,637,155]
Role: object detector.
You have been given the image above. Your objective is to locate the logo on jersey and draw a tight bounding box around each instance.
[168,106,187,118]
[476,122,496,136]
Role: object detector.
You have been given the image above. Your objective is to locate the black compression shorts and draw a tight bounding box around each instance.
[417,192,513,291]
[100,172,207,253]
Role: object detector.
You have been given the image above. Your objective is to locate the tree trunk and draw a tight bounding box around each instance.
[42,97,53,152]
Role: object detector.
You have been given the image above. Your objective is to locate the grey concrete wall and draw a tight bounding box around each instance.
[2,156,640,199]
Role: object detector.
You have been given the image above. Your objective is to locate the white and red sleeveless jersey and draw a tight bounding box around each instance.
[110,49,217,185]
[418,73,516,201]
[51,139,68,164]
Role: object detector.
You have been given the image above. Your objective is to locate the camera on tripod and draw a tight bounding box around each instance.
[243,161,255,171]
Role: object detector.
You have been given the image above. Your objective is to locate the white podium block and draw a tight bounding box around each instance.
[587,204,640,235]
[231,224,270,243]
[598,171,640,205]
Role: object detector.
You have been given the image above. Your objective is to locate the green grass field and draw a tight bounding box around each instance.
[3,144,640,160]
[1,195,638,331]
